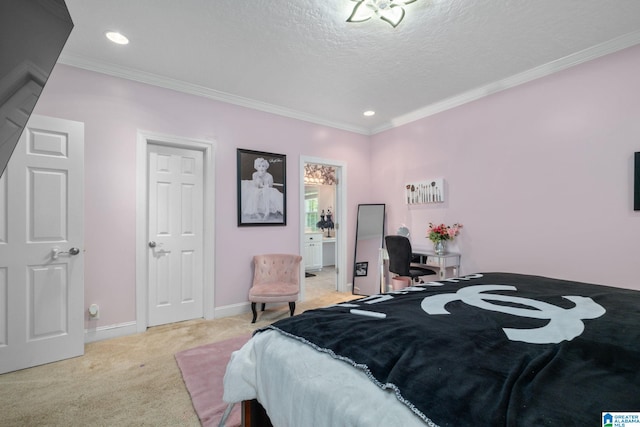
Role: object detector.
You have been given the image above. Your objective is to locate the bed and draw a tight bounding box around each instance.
[223,272,640,426]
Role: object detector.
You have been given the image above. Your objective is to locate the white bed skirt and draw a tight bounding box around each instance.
[223,329,429,427]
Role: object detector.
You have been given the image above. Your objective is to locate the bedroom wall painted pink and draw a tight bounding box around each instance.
[33,64,372,328]
[31,43,640,333]
[371,44,640,290]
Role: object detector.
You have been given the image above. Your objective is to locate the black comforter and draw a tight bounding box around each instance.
[259,272,640,426]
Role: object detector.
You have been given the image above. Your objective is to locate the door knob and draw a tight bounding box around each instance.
[148,241,157,248]
[51,247,80,259]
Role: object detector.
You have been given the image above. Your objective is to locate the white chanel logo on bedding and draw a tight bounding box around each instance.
[421,285,606,344]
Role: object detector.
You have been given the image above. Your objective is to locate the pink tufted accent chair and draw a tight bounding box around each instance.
[249,254,303,323]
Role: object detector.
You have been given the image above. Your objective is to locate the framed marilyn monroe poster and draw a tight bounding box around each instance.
[237,148,287,226]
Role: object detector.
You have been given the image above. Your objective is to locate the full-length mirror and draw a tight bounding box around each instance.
[353,204,385,296]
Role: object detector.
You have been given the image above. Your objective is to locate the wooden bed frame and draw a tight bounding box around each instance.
[242,399,272,427]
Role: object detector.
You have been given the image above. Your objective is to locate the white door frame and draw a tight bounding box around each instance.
[135,131,216,333]
[299,156,347,297]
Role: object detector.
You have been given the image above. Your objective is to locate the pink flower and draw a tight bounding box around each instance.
[427,222,463,242]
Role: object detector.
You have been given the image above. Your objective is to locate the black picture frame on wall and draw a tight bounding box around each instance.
[237,148,287,226]
[635,152,640,211]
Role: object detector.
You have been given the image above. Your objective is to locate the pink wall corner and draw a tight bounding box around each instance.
[33,64,370,327]
[372,44,640,290]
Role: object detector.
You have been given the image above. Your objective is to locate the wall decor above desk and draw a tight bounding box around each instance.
[405,178,444,204]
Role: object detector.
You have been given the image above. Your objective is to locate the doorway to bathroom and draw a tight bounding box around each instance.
[299,156,347,300]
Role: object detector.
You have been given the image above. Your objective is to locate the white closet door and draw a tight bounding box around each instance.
[147,144,204,326]
[0,114,84,374]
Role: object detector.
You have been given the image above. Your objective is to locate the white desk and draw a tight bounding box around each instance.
[411,250,461,280]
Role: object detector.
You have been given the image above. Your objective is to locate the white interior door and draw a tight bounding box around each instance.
[0,78,43,176]
[147,144,204,326]
[0,114,84,374]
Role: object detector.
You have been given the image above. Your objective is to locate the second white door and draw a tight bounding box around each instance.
[147,144,204,327]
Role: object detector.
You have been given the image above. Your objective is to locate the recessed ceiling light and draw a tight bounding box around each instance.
[106,31,129,45]
[363,110,376,117]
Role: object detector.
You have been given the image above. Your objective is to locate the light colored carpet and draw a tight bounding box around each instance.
[0,274,354,426]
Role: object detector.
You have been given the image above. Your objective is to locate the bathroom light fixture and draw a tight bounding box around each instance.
[363,110,376,117]
[105,31,129,45]
[347,0,417,28]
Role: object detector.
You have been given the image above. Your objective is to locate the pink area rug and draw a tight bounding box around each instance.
[175,334,251,427]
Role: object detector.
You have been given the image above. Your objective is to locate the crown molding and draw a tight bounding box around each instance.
[373,30,640,134]
[58,29,640,137]
[56,52,371,135]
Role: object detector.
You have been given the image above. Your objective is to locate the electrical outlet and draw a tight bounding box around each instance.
[88,304,100,319]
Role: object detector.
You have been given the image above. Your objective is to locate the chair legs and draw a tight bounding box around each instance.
[251,303,257,323]
[251,301,296,323]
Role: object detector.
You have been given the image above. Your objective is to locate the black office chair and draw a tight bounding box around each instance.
[385,235,436,283]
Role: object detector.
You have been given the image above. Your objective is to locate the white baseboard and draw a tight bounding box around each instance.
[83,300,308,343]
[214,302,251,318]
[84,321,138,343]
[214,301,315,319]
[82,305,251,344]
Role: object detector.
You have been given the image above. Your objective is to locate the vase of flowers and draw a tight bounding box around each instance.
[427,222,462,255]
[433,240,446,255]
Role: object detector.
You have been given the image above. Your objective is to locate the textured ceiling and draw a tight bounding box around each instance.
[58,0,640,134]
